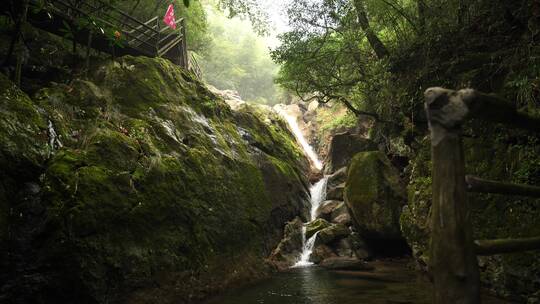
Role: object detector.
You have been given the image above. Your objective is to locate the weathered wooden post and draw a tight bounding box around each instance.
[179,18,188,69]
[156,17,161,57]
[424,88,480,304]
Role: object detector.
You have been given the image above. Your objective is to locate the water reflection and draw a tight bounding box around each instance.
[202,260,513,304]
[203,261,432,304]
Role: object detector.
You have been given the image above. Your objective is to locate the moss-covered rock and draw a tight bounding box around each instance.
[306,218,331,239]
[344,151,406,242]
[315,224,351,245]
[0,56,310,303]
[0,73,48,174]
[0,73,50,285]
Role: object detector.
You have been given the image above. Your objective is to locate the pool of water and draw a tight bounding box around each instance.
[203,260,432,304]
[203,259,512,304]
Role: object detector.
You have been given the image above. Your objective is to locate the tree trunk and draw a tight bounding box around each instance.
[14,0,29,86]
[85,31,93,77]
[458,0,468,26]
[353,0,389,59]
[3,0,18,67]
[417,0,426,33]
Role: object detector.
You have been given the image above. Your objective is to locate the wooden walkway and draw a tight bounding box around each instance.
[3,0,198,73]
[425,87,540,303]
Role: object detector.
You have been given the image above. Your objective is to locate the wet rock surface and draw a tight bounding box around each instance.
[326,183,345,201]
[324,132,377,174]
[326,166,347,188]
[268,217,305,270]
[315,224,350,246]
[305,218,331,239]
[0,57,311,304]
[315,200,341,221]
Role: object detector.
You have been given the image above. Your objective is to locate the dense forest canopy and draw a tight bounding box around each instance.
[272,0,539,126]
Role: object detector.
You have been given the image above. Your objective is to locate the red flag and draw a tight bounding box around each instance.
[163,4,177,29]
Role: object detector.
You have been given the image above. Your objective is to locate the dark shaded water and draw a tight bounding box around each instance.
[204,260,511,304]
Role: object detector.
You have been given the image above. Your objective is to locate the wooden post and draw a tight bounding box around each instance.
[156,17,160,57]
[425,88,480,304]
[179,18,188,69]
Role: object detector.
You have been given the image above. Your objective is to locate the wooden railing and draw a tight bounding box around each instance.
[189,52,203,80]
[6,0,189,68]
[424,87,540,303]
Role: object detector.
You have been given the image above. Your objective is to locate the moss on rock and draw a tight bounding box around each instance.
[306,218,331,239]
[344,151,406,241]
[0,56,310,303]
[315,224,351,245]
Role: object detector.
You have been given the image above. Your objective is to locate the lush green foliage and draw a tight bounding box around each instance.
[272,0,538,124]
[114,0,210,52]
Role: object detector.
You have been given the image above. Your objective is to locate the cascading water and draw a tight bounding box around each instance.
[275,106,327,267]
[275,108,323,170]
[293,177,328,267]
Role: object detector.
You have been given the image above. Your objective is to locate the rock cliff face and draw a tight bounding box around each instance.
[0,56,310,304]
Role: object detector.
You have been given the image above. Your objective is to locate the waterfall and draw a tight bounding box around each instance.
[309,177,328,221]
[47,120,63,157]
[295,230,320,267]
[275,108,323,170]
[293,177,328,267]
[274,105,327,267]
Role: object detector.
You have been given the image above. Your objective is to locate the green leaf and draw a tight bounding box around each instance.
[183,0,190,7]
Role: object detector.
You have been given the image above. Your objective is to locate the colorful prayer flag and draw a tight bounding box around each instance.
[163,4,177,29]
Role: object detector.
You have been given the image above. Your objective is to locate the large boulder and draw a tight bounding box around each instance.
[327,166,347,189]
[324,132,377,174]
[315,200,341,221]
[330,202,352,226]
[0,57,311,304]
[305,218,331,239]
[326,183,345,201]
[268,217,305,270]
[310,244,337,264]
[344,151,406,243]
[315,224,350,245]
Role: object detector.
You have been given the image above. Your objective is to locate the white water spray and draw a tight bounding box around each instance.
[275,105,327,267]
[293,177,328,267]
[275,108,323,170]
[294,230,320,267]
